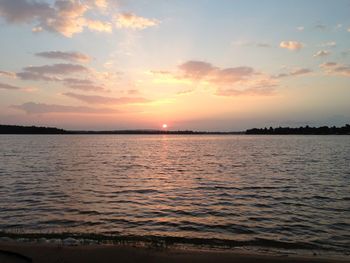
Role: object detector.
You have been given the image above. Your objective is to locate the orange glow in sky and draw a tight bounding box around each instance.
[0,1,349,131]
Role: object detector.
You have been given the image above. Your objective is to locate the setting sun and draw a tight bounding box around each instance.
[162,124,168,129]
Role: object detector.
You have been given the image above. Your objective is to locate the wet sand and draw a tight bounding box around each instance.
[0,242,348,263]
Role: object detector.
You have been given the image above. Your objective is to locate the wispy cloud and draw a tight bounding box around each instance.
[16,71,60,81]
[0,70,16,78]
[0,82,21,90]
[216,87,275,96]
[280,41,303,51]
[319,41,336,48]
[64,92,150,104]
[320,62,350,77]
[68,84,107,92]
[23,63,88,75]
[232,40,272,48]
[116,13,160,30]
[275,68,312,78]
[13,102,117,114]
[313,50,330,57]
[315,24,327,30]
[16,65,109,92]
[35,51,91,63]
[296,26,304,31]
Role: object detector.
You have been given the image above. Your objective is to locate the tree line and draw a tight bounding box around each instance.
[246,124,350,135]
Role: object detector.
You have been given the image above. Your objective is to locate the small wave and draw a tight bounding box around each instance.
[0,232,325,251]
[112,189,160,194]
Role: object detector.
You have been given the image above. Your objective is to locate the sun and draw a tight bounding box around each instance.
[162,124,168,129]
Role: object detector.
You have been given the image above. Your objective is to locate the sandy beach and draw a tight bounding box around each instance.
[0,242,348,263]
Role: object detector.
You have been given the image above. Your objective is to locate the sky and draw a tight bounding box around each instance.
[0,0,349,131]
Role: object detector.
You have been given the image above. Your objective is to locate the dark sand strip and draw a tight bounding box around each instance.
[0,242,348,263]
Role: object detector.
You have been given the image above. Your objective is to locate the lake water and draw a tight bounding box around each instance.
[0,135,349,256]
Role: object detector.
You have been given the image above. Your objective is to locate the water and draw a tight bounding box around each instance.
[0,135,349,255]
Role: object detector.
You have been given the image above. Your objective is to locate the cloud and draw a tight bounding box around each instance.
[348,27,350,32]
[280,41,303,50]
[341,49,350,57]
[296,26,304,31]
[320,41,336,48]
[232,40,272,48]
[62,78,94,85]
[64,92,150,104]
[313,50,330,57]
[126,89,139,95]
[0,0,53,23]
[216,87,275,96]
[178,61,258,85]
[320,62,350,77]
[35,51,91,63]
[62,78,107,92]
[23,63,88,75]
[315,24,327,30]
[0,0,113,37]
[68,84,107,92]
[256,43,271,48]
[275,68,312,78]
[94,0,108,9]
[116,13,160,30]
[85,19,112,32]
[16,71,61,81]
[13,102,117,114]
[0,70,16,78]
[179,61,216,80]
[0,82,21,90]
[173,60,277,97]
[16,67,108,92]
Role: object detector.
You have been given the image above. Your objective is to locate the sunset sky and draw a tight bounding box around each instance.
[0,0,349,131]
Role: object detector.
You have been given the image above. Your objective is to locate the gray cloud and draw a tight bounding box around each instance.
[64,92,150,105]
[0,82,21,90]
[62,78,94,85]
[0,0,53,23]
[232,40,272,48]
[0,0,113,37]
[35,51,91,63]
[179,61,256,83]
[151,60,277,97]
[13,102,117,114]
[68,84,107,92]
[16,69,108,92]
[23,63,88,75]
[16,71,61,81]
[275,68,312,78]
[179,61,216,80]
[320,62,350,77]
[315,24,327,30]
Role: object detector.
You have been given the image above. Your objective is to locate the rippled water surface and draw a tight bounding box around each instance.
[0,135,349,254]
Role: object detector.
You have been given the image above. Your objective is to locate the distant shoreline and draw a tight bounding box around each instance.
[0,124,349,135]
